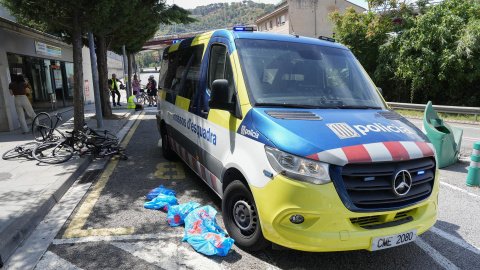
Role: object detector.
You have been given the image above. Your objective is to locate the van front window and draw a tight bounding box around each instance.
[235,39,386,109]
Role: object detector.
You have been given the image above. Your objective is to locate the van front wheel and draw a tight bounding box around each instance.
[161,132,175,160]
[222,180,270,251]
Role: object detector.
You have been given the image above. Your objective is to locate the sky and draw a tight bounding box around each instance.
[166,0,369,10]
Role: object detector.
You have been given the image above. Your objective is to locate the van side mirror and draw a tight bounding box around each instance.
[377,87,383,95]
[209,79,242,119]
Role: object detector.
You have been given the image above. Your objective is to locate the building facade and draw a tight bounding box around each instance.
[0,6,124,132]
[256,0,366,38]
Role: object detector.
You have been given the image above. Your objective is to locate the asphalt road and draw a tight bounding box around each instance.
[19,110,478,270]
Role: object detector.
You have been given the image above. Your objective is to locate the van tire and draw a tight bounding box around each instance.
[162,132,175,160]
[222,180,270,251]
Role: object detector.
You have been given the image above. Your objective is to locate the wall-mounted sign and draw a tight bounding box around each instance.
[51,65,60,69]
[35,41,62,58]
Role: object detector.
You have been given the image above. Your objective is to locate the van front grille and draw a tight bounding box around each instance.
[336,157,436,211]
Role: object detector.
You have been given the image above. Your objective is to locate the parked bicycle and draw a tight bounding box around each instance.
[137,88,149,105]
[2,142,38,160]
[5,112,127,164]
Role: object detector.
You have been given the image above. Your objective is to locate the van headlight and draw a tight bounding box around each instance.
[265,146,331,185]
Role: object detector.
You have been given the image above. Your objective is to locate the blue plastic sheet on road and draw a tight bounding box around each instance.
[146,185,176,200]
[143,194,178,211]
[182,206,234,256]
[167,202,201,226]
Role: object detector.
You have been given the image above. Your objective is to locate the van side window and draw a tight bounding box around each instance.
[208,44,235,94]
[159,44,204,100]
[178,45,204,99]
[158,50,171,90]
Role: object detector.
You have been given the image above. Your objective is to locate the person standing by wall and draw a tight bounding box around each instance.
[108,73,122,107]
[9,74,36,134]
[132,74,140,98]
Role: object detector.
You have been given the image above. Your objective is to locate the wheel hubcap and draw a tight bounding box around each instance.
[233,200,255,231]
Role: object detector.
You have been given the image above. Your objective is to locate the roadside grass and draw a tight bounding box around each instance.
[394,109,480,123]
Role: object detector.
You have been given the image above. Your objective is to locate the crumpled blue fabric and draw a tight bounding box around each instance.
[167,202,201,227]
[182,206,234,256]
[146,185,176,200]
[143,194,178,211]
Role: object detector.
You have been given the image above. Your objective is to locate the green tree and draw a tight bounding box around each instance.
[376,0,480,105]
[328,0,415,76]
[85,0,194,116]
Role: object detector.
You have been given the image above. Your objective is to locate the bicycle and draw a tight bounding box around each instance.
[79,126,126,160]
[2,142,39,160]
[137,88,149,105]
[31,113,84,164]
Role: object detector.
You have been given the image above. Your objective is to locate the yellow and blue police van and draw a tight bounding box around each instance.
[156,27,438,252]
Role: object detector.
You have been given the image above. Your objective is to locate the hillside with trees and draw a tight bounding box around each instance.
[157,1,280,34]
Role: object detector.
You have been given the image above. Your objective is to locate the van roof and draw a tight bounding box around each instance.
[212,29,348,50]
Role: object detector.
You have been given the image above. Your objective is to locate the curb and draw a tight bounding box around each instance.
[0,109,136,267]
[0,157,92,266]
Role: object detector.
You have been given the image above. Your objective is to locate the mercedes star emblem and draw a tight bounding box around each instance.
[393,170,412,196]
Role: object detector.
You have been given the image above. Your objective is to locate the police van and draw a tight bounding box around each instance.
[156,27,438,252]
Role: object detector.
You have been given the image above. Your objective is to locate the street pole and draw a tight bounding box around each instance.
[122,45,131,97]
[88,31,103,128]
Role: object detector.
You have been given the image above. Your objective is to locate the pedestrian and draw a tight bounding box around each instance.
[108,73,122,107]
[132,75,140,98]
[127,91,143,111]
[9,74,36,134]
[147,75,158,107]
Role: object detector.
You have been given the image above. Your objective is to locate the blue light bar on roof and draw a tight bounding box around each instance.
[233,26,254,31]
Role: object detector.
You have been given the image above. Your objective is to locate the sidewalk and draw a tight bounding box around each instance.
[0,102,136,266]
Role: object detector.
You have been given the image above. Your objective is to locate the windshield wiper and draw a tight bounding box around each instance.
[335,105,382,109]
[254,103,321,109]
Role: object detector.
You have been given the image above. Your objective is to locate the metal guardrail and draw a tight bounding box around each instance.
[388,102,480,121]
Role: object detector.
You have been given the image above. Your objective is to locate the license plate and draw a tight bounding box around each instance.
[371,229,417,251]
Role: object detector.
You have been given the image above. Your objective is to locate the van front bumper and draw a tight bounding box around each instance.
[249,173,438,252]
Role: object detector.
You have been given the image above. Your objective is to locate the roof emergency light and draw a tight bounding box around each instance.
[233,26,254,31]
[318,36,335,43]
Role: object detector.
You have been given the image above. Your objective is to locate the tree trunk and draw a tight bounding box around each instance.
[128,53,133,97]
[96,34,112,117]
[72,10,84,131]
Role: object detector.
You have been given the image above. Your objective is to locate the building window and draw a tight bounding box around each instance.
[281,15,286,24]
[258,25,262,31]
[269,20,273,29]
[265,22,268,31]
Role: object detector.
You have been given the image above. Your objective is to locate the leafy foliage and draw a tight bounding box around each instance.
[331,0,480,106]
[157,1,275,34]
[376,0,480,105]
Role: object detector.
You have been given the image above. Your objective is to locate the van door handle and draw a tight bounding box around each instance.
[200,109,209,115]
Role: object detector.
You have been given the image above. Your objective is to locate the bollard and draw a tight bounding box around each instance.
[466,142,480,187]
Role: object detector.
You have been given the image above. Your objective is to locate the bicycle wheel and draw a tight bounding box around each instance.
[2,142,38,160]
[32,112,52,142]
[33,141,74,164]
[137,95,145,105]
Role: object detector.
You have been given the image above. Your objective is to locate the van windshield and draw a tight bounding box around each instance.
[235,39,386,109]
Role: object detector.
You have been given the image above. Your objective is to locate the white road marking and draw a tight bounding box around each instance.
[430,227,480,255]
[34,251,83,270]
[440,181,480,199]
[110,241,222,270]
[52,232,184,245]
[415,238,460,270]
